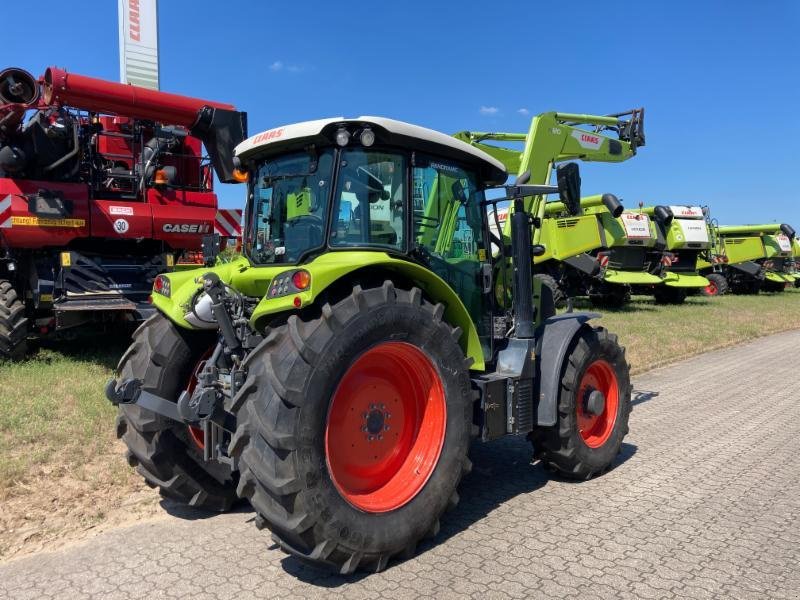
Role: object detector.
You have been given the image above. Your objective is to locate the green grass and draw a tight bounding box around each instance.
[0,289,799,556]
[592,288,800,373]
[0,332,129,499]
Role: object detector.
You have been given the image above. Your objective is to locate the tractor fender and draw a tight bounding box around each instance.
[248,251,487,370]
[534,311,600,426]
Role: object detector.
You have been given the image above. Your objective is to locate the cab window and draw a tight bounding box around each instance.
[330,148,406,251]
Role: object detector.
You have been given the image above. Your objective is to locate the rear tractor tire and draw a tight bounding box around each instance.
[0,279,29,361]
[228,281,473,573]
[653,285,688,305]
[116,314,238,511]
[700,273,728,297]
[530,326,631,479]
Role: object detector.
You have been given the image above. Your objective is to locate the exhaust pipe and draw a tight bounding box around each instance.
[601,193,624,218]
[653,205,674,227]
[42,67,247,182]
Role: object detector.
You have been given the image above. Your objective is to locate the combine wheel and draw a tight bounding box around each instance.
[116,314,238,511]
[228,281,473,573]
[589,283,631,308]
[653,285,687,304]
[762,279,787,293]
[0,279,28,361]
[534,273,567,309]
[531,327,631,479]
[700,273,728,297]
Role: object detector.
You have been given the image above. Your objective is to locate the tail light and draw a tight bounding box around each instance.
[153,274,171,297]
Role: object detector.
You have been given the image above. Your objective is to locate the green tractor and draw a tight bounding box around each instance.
[793,236,800,288]
[454,109,647,308]
[106,117,632,573]
[703,223,797,294]
[634,204,711,304]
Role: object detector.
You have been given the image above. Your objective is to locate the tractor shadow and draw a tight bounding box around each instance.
[26,323,134,370]
[281,437,637,585]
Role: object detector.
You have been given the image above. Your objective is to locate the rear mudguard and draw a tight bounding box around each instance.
[534,312,600,427]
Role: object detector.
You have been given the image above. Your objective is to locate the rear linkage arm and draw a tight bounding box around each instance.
[105,272,255,433]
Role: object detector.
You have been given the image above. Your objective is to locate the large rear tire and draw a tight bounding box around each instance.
[530,327,631,480]
[116,314,238,511]
[0,280,28,361]
[228,282,473,573]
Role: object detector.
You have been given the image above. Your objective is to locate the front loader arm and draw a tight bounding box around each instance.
[454,108,644,243]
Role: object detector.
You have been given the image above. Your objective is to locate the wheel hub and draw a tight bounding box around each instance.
[363,406,390,439]
[584,388,606,416]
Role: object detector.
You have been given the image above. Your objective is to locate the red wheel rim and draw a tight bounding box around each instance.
[325,342,446,513]
[186,351,212,450]
[705,281,718,295]
[576,359,619,449]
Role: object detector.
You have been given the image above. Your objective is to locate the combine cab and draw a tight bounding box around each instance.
[0,66,246,358]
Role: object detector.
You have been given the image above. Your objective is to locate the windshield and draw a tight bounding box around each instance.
[245,149,334,264]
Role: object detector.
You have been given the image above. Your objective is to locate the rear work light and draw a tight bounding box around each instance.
[153,275,171,297]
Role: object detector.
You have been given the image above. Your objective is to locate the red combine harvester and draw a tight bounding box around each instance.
[0,66,247,359]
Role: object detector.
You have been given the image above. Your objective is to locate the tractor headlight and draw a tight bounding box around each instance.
[360,127,375,147]
[335,128,350,147]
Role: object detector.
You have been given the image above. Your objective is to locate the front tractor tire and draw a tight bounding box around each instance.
[229,282,473,574]
[531,327,631,480]
[116,314,238,511]
[0,280,29,361]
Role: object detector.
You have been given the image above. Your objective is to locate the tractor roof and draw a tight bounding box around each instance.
[235,116,508,185]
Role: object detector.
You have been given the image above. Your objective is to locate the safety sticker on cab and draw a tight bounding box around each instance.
[776,234,792,252]
[11,216,86,228]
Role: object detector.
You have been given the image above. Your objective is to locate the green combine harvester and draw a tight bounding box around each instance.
[540,197,664,306]
[701,223,797,294]
[793,237,800,288]
[634,204,711,303]
[454,109,648,307]
[106,116,633,573]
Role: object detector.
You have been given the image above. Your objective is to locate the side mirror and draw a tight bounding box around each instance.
[556,163,581,216]
[201,233,221,266]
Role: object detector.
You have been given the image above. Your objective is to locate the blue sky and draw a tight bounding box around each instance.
[4,1,800,226]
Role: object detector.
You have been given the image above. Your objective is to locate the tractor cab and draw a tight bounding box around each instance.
[234,117,507,354]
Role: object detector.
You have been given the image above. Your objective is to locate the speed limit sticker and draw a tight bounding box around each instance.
[620,213,652,239]
[113,218,130,234]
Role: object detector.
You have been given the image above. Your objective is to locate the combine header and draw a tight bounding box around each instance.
[0,66,246,358]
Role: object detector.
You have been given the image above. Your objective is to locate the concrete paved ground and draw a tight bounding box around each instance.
[2,330,799,599]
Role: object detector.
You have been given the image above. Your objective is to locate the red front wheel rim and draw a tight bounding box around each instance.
[325,342,447,513]
[705,282,718,295]
[576,359,619,449]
